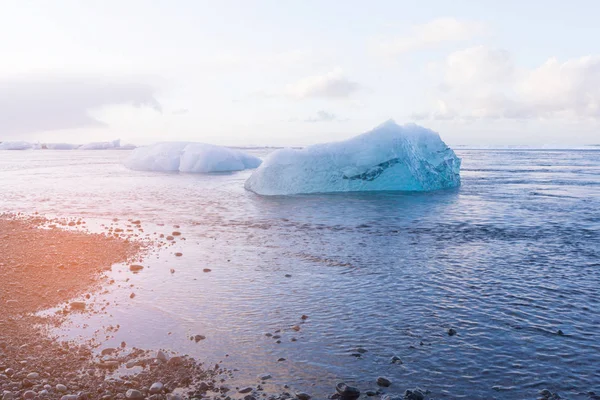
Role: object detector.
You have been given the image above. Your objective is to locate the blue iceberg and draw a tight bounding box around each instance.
[244,120,461,195]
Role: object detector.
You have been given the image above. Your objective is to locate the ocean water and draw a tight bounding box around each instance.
[0,148,599,399]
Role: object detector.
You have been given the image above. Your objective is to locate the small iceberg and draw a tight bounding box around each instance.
[244,120,461,195]
[0,141,34,150]
[44,143,80,150]
[124,142,262,173]
[79,139,121,150]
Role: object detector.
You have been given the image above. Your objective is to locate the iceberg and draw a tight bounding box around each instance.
[79,139,121,150]
[44,143,80,150]
[124,142,262,173]
[244,120,461,195]
[0,141,34,150]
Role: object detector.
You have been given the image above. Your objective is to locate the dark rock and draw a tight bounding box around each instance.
[376,377,391,387]
[129,265,144,272]
[404,388,427,400]
[239,387,253,394]
[296,393,311,400]
[390,355,402,364]
[447,328,457,336]
[335,383,360,400]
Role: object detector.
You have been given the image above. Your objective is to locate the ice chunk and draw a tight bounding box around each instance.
[245,120,461,195]
[0,141,33,150]
[44,143,80,150]
[124,142,262,173]
[79,139,121,150]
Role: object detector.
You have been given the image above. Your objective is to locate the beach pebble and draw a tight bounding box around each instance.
[258,374,272,380]
[101,348,116,356]
[239,387,253,394]
[403,388,426,400]
[129,265,144,272]
[365,390,378,396]
[390,355,403,364]
[167,356,183,366]
[376,377,392,387]
[156,350,168,362]
[25,373,39,380]
[56,384,68,393]
[336,383,360,400]
[296,393,311,400]
[203,268,211,273]
[166,394,183,400]
[175,252,182,257]
[125,389,144,400]
[149,382,163,394]
[194,334,206,342]
[22,391,36,400]
[60,396,78,400]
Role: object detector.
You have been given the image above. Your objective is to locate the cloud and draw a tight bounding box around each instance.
[285,68,360,99]
[0,75,161,136]
[377,18,485,56]
[304,110,338,123]
[413,47,600,121]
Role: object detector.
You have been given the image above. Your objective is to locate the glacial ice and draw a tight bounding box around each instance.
[45,143,80,150]
[244,120,461,195]
[124,142,262,173]
[0,141,34,150]
[79,139,121,150]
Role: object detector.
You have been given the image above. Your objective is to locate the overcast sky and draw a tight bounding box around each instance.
[1,0,600,146]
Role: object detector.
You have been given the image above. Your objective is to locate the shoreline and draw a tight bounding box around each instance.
[0,215,228,400]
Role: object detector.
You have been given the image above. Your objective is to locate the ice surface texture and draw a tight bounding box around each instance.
[245,120,461,195]
[79,139,121,150]
[0,141,34,150]
[124,142,262,173]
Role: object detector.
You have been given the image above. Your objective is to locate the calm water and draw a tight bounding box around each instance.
[1,148,599,399]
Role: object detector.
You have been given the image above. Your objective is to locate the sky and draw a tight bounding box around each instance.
[1,0,600,146]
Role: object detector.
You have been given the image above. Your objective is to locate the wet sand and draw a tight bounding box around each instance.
[0,215,221,400]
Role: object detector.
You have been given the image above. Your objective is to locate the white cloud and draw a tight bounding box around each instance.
[285,68,360,99]
[304,110,338,123]
[0,75,161,136]
[378,18,485,56]
[413,47,600,121]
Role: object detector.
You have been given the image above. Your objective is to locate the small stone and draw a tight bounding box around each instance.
[129,265,144,272]
[258,374,272,380]
[156,351,168,362]
[101,348,116,356]
[403,388,426,400]
[376,377,391,387]
[23,391,36,400]
[167,356,183,366]
[365,390,377,396]
[194,335,206,342]
[291,325,301,331]
[129,293,136,299]
[557,329,564,336]
[2,392,14,400]
[301,314,309,320]
[447,328,457,336]
[296,393,311,400]
[539,389,552,398]
[355,347,367,354]
[390,355,402,364]
[60,396,78,400]
[166,395,183,400]
[203,268,212,273]
[166,236,174,241]
[285,274,292,278]
[26,373,39,380]
[149,382,163,394]
[172,231,181,236]
[239,387,253,394]
[56,384,68,393]
[174,252,183,257]
[277,358,286,362]
[39,390,48,397]
[125,389,144,400]
[4,369,14,377]
[335,383,360,400]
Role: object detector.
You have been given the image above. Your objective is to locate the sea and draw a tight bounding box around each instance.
[0,147,599,399]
